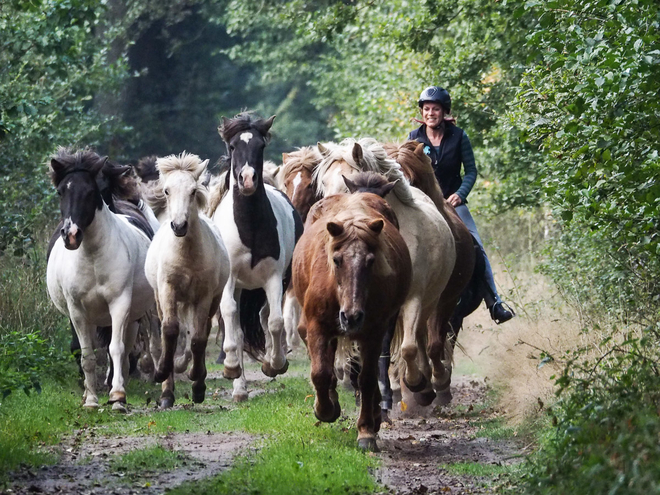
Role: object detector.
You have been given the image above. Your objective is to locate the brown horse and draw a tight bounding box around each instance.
[384,141,476,404]
[293,191,412,451]
[279,147,323,222]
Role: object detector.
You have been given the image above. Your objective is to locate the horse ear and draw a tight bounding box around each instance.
[317,142,329,156]
[90,156,108,177]
[343,175,358,193]
[271,165,281,178]
[352,143,363,166]
[218,117,230,139]
[368,218,384,234]
[197,159,210,183]
[378,179,398,198]
[256,115,276,136]
[282,152,290,163]
[327,221,344,237]
[50,158,66,175]
[414,142,426,158]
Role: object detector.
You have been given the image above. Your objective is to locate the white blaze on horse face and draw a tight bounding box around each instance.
[292,172,302,198]
[240,132,253,144]
[66,180,73,190]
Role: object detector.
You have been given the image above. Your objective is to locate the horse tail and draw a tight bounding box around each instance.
[239,288,267,361]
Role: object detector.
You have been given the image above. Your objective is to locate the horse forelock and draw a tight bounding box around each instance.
[282,147,323,179]
[134,155,159,182]
[49,147,106,186]
[139,180,168,218]
[157,152,207,180]
[219,113,271,144]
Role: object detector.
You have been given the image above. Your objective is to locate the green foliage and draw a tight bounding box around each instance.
[511,332,660,495]
[0,0,129,252]
[0,331,71,399]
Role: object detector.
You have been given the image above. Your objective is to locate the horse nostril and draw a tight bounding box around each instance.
[60,227,66,237]
[353,311,365,327]
[339,311,348,326]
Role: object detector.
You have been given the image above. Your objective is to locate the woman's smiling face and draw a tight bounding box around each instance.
[421,102,445,128]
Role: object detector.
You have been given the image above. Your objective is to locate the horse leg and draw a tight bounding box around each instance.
[309,326,340,422]
[121,321,139,385]
[357,338,381,452]
[107,294,134,410]
[160,373,175,409]
[189,297,220,404]
[221,284,248,401]
[215,306,226,364]
[399,298,430,392]
[378,314,398,422]
[72,315,99,409]
[428,298,459,403]
[262,277,288,376]
[155,285,179,383]
[283,289,301,352]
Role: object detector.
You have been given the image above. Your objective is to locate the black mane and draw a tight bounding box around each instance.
[49,148,107,186]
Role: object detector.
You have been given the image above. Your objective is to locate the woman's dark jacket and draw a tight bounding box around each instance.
[408,123,477,201]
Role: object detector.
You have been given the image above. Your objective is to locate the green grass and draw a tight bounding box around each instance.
[473,417,517,441]
[440,461,519,477]
[109,445,189,478]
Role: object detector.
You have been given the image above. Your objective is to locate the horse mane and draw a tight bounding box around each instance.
[383,141,446,212]
[49,147,107,186]
[218,112,272,144]
[280,146,323,187]
[263,160,280,188]
[103,160,141,206]
[205,171,228,218]
[156,152,209,211]
[139,180,167,219]
[134,155,159,182]
[313,138,415,206]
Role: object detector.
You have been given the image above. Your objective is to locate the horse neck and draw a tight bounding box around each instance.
[230,171,272,217]
[79,201,124,254]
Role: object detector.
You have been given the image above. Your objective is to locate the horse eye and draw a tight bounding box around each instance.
[164,188,169,196]
[333,255,342,268]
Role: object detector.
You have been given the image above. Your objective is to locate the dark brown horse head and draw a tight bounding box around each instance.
[281,147,322,221]
[50,148,107,250]
[326,213,385,335]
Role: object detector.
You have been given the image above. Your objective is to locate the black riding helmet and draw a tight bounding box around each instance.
[418,86,451,114]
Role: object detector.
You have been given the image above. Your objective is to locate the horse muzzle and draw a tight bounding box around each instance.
[171,220,188,237]
[339,309,365,334]
[61,224,83,250]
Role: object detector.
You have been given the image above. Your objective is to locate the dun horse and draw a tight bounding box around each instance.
[145,152,230,407]
[293,190,411,451]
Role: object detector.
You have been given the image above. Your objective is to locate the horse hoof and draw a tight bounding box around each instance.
[159,397,175,409]
[357,437,379,452]
[223,365,242,380]
[314,402,341,423]
[83,403,99,410]
[108,391,126,404]
[192,390,206,404]
[413,389,437,407]
[262,360,289,378]
[436,388,452,406]
[403,374,428,393]
[216,351,226,365]
[233,391,248,403]
[112,402,128,413]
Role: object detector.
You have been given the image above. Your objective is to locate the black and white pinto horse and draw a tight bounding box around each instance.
[46,148,154,411]
[212,113,303,402]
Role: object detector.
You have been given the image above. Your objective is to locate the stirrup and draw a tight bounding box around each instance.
[490,301,515,325]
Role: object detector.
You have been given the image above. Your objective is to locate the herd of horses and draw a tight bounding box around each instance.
[45,113,486,451]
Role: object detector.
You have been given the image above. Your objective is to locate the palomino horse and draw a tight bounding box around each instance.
[293,190,411,451]
[145,152,230,407]
[384,141,476,404]
[213,113,303,401]
[313,138,456,408]
[47,148,154,410]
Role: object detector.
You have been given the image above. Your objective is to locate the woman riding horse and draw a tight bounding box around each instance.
[408,86,514,324]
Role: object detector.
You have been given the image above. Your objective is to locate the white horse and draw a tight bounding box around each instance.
[213,113,303,402]
[313,138,456,406]
[145,152,230,407]
[47,148,154,410]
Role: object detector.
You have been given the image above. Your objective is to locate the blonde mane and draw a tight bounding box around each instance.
[280,146,323,188]
[313,138,414,205]
[155,152,209,211]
